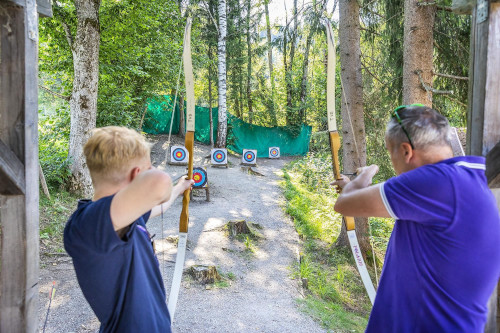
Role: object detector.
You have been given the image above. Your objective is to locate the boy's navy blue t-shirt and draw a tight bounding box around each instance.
[64,195,171,333]
[367,156,500,332]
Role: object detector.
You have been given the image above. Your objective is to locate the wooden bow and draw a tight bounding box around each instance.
[168,17,195,322]
[325,21,376,305]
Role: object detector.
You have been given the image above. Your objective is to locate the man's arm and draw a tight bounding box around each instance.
[333,165,392,218]
[110,169,173,231]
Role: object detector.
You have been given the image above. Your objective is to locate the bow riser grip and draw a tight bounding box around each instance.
[179,131,194,233]
[344,216,356,231]
[329,131,342,180]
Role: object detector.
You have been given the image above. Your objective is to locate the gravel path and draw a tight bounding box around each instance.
[38,135,325,333]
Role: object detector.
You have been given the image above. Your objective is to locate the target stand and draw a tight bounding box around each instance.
[210,148,228,168]
[269,147,280,159]
[190,166,210,201]
[241,149,257,166]
[169,145,189,165]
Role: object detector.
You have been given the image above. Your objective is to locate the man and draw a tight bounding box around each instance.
[333,105,500,332]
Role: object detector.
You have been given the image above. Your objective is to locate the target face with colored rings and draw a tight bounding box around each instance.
[244,150,256,163]
[269,147,280,158]
[213,149,226,163]
[172,147,187,161]
[192,167,207,188]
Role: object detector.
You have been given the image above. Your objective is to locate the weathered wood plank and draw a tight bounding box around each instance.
[467,5,489,155]
[483,3,500,155]
[486,141,500,188]
[0,139,25,195]
[0,2,39,332]
[2,0,53,17]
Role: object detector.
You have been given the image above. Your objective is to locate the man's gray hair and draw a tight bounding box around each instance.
[386,106,452,149]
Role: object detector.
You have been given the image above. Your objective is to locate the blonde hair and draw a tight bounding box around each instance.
[84,126,151,184]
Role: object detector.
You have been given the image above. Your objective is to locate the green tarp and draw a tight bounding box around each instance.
[142,96,312,157]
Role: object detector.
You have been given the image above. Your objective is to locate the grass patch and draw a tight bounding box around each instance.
[39,190,78,256]
[280,153,395,331]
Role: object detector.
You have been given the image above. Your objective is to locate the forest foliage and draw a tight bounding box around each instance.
[38,0,471,330]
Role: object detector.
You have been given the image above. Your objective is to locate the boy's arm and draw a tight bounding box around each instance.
[150,177,194,218]
[110,169,173,231]
[332,165,391,218]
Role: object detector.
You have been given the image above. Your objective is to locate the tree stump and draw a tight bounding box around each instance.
[226,220,263,239]
[186,265,221,284]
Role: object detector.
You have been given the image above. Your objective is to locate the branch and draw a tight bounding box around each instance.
[415,70,454,95]
[432,71,469,81]
[39,85,71,101]
[361,61,384,85]
[441,94,467,108]
[417,1,453,12]
[200,1,219,34]
[61,21,74,49]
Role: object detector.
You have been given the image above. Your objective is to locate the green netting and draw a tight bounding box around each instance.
[226,114,311,157]
[142,95,311,156]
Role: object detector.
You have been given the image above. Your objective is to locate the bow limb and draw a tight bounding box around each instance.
[168,17,194,322]
[180,16,195,233]
[325,21,375,304]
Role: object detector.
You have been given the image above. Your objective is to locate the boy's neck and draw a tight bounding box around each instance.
[93,183,125,201]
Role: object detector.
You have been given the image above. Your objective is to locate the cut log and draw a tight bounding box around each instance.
[186,265,221,284]
[226,220,263,239]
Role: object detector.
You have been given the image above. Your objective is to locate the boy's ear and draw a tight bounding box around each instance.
[129,167,141,182]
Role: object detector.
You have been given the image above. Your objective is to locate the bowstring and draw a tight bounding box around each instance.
[163,49,185,288]
[339,72,379,287]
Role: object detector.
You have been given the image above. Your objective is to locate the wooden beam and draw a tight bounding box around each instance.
[2,0,52,17]
[0,2,39,332]
[486,141,500,188]
[0,139,25,195]
[483,4,500,155]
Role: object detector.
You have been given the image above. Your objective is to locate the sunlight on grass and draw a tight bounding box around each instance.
[280,153,395,331]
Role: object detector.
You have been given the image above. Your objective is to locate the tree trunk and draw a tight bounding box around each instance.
[264,0,278,126]
[216,0,228,148]
[246,0,253,124]
[208,47,215,148]
[299,30,313,123]
[336,0,369,254]
[286,0,298,125]
[67,0,101,198]
[403,0,436,106]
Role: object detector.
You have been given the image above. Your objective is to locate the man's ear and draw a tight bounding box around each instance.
[401,142,414,163]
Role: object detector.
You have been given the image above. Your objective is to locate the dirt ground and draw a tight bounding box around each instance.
[38,135,325,333]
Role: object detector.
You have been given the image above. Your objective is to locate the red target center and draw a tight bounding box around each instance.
[216,153,222,159]
[176,152,183,157]
[193,174,201,181]
[246,154,253,159]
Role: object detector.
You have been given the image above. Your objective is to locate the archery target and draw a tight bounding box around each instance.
[192,167,208,188]
[269,147,280,159]
[242,149,257,165]
[170,145,189,165]
[211,148,228,165]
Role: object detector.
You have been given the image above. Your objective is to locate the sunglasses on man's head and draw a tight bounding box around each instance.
[391,104,424,149]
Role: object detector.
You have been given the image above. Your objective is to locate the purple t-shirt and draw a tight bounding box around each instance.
[366,156,500,332]
[64,195,171,333]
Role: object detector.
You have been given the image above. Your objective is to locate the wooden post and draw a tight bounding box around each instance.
[0,1,51,332]
[467,2,500,332]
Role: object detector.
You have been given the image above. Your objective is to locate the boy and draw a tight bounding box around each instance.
[64,126,193,332]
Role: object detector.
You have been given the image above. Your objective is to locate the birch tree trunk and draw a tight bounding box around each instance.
[285,0,298,125]
[67,0,101,197]
[299,31,313,123]
[264,0,277,126]
[403,0,435,106]
[216,0,228,148]
[208,46,215,148]
[336,0,370,255]
[246,0,253,124]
